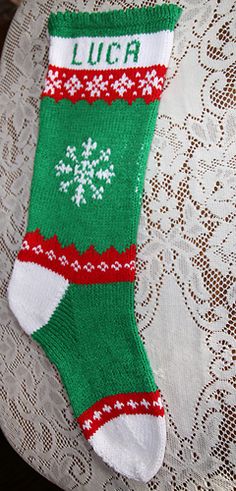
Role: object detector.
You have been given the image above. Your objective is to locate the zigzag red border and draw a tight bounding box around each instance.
[77,389,164,439]
[17,229,136,284]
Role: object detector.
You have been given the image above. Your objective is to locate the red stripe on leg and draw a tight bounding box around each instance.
[18,229,136,284]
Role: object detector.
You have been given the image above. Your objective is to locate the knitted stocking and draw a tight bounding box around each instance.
[8,4,182,482]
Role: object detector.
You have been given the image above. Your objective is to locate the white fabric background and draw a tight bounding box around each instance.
[0,0,235,490]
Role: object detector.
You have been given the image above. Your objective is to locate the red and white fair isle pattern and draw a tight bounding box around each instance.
[17,229,136,284]
[41,65,167,104]
[78,390,164,439]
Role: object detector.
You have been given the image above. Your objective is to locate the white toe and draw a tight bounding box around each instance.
[89,414,166,482]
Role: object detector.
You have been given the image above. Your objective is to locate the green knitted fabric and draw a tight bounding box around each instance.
[48,4,181,36]
[8,5,182,480]
[28,98,159,252]
[30,89,160,414]
[32,282,157,416]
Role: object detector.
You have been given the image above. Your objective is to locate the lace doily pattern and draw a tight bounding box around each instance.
[0,0,235,490]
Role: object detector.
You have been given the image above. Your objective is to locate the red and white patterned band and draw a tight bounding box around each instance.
[17,229,136,284]
[77,389,164,439]
[42,64,167,104]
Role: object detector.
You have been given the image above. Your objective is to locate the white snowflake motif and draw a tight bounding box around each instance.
[97,261,109,272]
[111,261,122,271]
[21,240,30,251]
[85,75,108,97]
[83,262,95,273]
[45,249,56,261]
[32,245,43,255]
[64,74,83,96]
[71,260,81,272]
[44,70,62,95]
[102,404,112,413]
[124,260,135,270]
[58,255,69,266]
[140,398,151,409]
[153,397,163,409]
[127,399,139,409]
[114,401,124,410]
[111,73,134,96]
[54,137,115,207]
[138,70,164,96]
[82,419,92,430]
[93,410,102,421]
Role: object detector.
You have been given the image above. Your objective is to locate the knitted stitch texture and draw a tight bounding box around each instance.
[8,3,182,482]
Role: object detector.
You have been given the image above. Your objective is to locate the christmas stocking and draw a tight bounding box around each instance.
[8,4,182,482]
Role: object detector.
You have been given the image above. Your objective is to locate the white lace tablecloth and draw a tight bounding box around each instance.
[0,0,235,490]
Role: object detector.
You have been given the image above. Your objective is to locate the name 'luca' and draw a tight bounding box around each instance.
[71,39,141,67]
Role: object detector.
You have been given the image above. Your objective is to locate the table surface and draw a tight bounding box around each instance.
[0,1,235,490]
